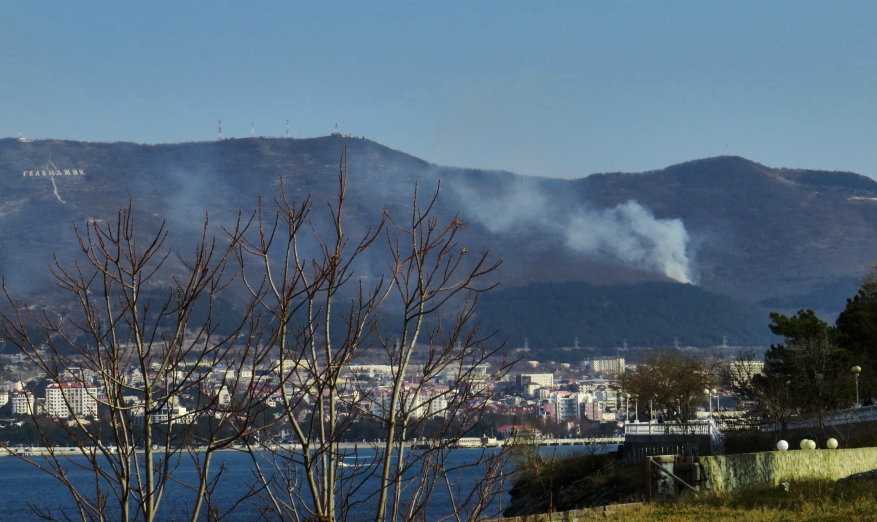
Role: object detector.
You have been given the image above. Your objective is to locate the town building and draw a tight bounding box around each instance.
[516,373,554,388]
[11,390,35,415]
[726,360,765,388]
[369,387,449,420]
[539,391,582,422]
[44,382,98,418]
[582,356,626,376]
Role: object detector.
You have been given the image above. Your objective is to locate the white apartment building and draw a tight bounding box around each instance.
[45,382,98,418]
[727,360,764,388]
[516,373,554,388]
[132,396,196,426]
[216,385,231,407]
[582,356,625,375]
[369,388,449,420]
[150,405,196,425]
[11,390,35,415]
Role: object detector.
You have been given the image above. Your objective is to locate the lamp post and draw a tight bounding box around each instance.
[703,388,717,418]
[851,365,862,407]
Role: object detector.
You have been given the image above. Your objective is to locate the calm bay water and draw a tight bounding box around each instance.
[0,444,616,520]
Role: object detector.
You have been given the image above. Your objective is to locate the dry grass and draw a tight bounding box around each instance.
[599,478,877,521]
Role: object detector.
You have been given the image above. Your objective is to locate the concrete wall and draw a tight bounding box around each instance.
[699,447,877,492]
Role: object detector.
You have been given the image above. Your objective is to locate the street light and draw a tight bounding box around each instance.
[703,388,718,418]
[851,365,862,407]
[703,388,712,417]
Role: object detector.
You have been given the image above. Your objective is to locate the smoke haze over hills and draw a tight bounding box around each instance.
[2,136,876,346]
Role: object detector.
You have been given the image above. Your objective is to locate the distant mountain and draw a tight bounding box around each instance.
[2,136,876,348]
[575,156,877,309]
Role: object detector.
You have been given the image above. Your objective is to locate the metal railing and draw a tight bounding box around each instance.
[624,419,719,436]
[782,404,877,431]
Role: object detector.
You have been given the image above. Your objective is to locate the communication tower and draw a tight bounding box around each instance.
[217,120,223,141]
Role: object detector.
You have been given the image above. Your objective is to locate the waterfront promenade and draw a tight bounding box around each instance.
[2,435,623,457]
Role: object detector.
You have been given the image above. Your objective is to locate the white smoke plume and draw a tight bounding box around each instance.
[565,201,693,283]
[450,178,695,284]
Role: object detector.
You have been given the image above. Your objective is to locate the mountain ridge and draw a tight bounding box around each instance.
[2,136,875,347]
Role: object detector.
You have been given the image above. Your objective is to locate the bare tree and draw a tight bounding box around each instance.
[371,183,507,522]
[617,350,717,424]
[230,153,511,521]
[0,206,270,521]
[0,152,511,522]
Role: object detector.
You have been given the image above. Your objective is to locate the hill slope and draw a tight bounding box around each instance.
[1,137,875,347]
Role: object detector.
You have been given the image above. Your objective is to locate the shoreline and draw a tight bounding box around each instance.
[1,436,621,458]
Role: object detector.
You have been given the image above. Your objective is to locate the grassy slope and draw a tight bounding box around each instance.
[504,450,877,521]
[610,478,877,521]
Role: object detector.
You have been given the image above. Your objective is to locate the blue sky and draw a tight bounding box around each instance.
[3,2,877,179]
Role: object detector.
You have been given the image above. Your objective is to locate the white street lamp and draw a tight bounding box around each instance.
[851,365,862,407]
[703,388,712,417]
[704,388,718,418]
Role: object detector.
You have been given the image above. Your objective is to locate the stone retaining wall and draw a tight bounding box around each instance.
[698,447,877,492]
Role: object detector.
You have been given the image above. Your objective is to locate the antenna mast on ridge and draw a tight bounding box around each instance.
[286,120,290,138]
[217,120,223,141]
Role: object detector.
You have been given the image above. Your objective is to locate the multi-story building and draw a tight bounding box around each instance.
[516,373,554,388]
[11,390,35,415]
[369,387,449,420]
[539,391,582,422]
[131,404,196,426]
[216,385,231,407]
[582,397,603,421]
[45,382,98,418]
[727,360,764,388]
[582,356,625,376]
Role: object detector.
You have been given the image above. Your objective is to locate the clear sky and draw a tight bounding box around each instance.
[3,1,877,179]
